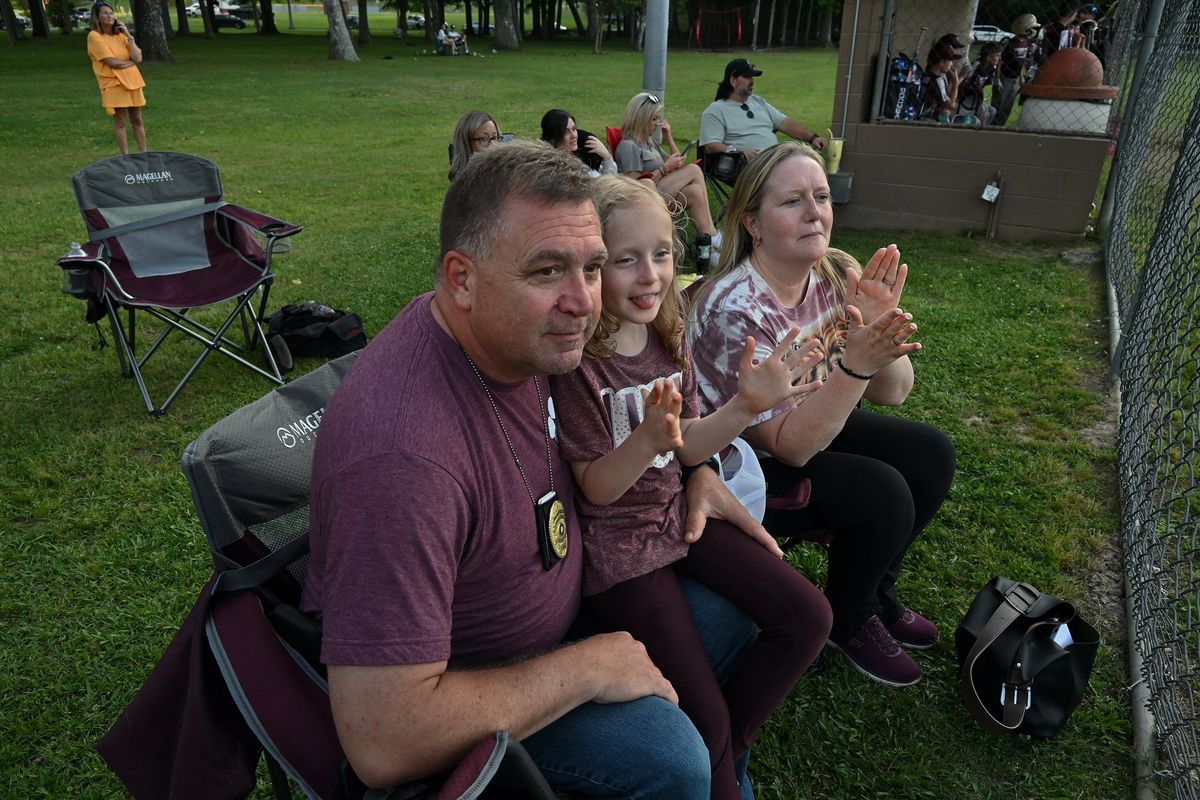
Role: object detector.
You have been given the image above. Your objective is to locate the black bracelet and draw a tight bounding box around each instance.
[680,456,720,484]
[836,360,874,380]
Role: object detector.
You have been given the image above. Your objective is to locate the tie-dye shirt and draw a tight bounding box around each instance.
[550,328,698,596]
[688,261,848,425]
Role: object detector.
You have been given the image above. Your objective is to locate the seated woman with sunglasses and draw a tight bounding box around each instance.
[448,110,504,181]
[700,59,827,162]
[540,108,618,178]
[614,92,722,268]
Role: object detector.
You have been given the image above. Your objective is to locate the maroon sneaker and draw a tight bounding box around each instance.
[886,608,939,650]
[827,616,922,687]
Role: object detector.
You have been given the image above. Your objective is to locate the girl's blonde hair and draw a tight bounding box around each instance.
[619,92,664,146]
[449,110,499,182]
[698,141,849,312]
[586,175,687,367]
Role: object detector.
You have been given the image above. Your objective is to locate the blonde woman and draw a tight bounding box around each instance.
[87,1,146,154]
[614,92,721,268]
[448,110,502,181]
[689,141,956,689]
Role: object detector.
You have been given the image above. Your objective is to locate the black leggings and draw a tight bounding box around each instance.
[760,408,956,640]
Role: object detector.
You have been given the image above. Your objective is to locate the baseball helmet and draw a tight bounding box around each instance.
[1011,13,1041,35]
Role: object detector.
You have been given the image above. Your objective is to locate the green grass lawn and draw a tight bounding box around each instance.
[0,33,1131,798]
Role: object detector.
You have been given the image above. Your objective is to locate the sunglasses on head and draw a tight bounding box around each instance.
[641,93,661,106]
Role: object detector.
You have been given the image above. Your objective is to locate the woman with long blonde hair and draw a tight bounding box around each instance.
[689,141,956,689]
[614,92,722,269]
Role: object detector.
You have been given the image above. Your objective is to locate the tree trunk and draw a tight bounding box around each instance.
[356,0,370,43]
[258,0,278,32]
[1,0,23,44]
[585,0,599,52]
[174,0,190,35]
[29,0,51,39]
[200,0,216,37]
[422,0,433,41]
[159,0,175,38]
[54,0,76,35]
[492,0,518,48]
[463,0,471,34]
[564,0,582,34]
[325,0,358,58]
[138,0,174,60]
[817,4,830,45]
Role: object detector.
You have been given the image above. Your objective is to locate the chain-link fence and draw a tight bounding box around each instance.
[875,0,1126,134]
[1104,0,1200,793]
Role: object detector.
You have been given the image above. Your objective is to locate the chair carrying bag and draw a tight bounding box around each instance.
[704,150,748,184]
[954,576,1099,739]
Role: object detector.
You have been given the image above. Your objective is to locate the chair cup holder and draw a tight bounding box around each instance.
[61,267,97,300]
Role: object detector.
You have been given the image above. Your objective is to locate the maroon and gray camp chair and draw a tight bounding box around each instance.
[56,151,301,415]
[178,353,556,799]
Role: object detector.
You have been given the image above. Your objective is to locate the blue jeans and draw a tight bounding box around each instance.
[515,578,759,799]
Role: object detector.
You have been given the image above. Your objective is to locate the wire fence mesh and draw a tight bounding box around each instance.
[1104,0,1200,794]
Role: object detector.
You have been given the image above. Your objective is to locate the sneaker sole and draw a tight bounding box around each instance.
[825,640,922,687]
[894,638,937,651]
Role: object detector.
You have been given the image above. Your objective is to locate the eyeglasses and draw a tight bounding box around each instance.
[472,135,502,145]
[741,103,755,119]
[641,93,661,106]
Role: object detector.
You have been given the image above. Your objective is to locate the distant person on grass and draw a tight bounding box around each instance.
[87,1,147,155]
[699,59,827,164]
[302,140,767,797]
[448,109,502,181]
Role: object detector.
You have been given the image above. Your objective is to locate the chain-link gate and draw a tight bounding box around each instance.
[1104,0,1200,793]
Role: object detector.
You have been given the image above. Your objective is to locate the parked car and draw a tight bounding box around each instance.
[971,24,1014,44]
[185,2,202,16]
[346,13,358,29]
[406,13,424,28]
[72,5,91,21]
[212,12,245,28]
[0,13,30,31]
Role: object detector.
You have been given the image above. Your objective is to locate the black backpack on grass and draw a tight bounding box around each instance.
[267,302,367,360]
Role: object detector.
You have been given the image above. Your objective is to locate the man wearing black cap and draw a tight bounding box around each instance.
[699,58,827,161]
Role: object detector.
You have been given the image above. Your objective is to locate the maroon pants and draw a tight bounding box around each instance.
[586,520,832,800]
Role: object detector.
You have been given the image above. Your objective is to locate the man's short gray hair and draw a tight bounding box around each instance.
[438,140,595,278]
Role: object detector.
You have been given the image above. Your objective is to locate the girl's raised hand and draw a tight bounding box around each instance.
[735,329,825,415]
[637,378,685,456]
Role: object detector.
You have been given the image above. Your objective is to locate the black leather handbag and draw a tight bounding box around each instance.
[955,577,1100,739]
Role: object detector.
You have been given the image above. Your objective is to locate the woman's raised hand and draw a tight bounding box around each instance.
[846,244,907,324]
[636,379,685,456]
[735,329,824,414]
[839,305,921,377]
[584,136,612,161]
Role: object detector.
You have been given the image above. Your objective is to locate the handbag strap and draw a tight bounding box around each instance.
[960,581,1041,733]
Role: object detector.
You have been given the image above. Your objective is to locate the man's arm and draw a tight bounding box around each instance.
[330,634,677,788]
[776,117,827,150]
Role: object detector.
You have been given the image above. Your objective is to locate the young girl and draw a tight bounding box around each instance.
[550,176,833,800]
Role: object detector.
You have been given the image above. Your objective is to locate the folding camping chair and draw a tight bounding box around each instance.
[698,144,744,225]
[180,353,556,799]
[56,151,302,416]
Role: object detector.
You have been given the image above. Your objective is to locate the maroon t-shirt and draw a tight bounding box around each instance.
[550,328,699,595]
[301,294,583,668]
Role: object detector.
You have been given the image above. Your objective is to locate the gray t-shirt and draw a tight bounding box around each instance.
[302,293,584,668]
[615,137,666,174]
[699,95,789,152]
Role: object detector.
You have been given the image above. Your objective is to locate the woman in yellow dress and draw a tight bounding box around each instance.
[87,2,147,154]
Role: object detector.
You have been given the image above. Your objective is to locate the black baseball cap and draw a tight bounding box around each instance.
[1078,3,1100,13]
[724,59,763,80]
[936,32,967,50]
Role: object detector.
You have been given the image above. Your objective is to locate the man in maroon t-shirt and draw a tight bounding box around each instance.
[303,141,766,797]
